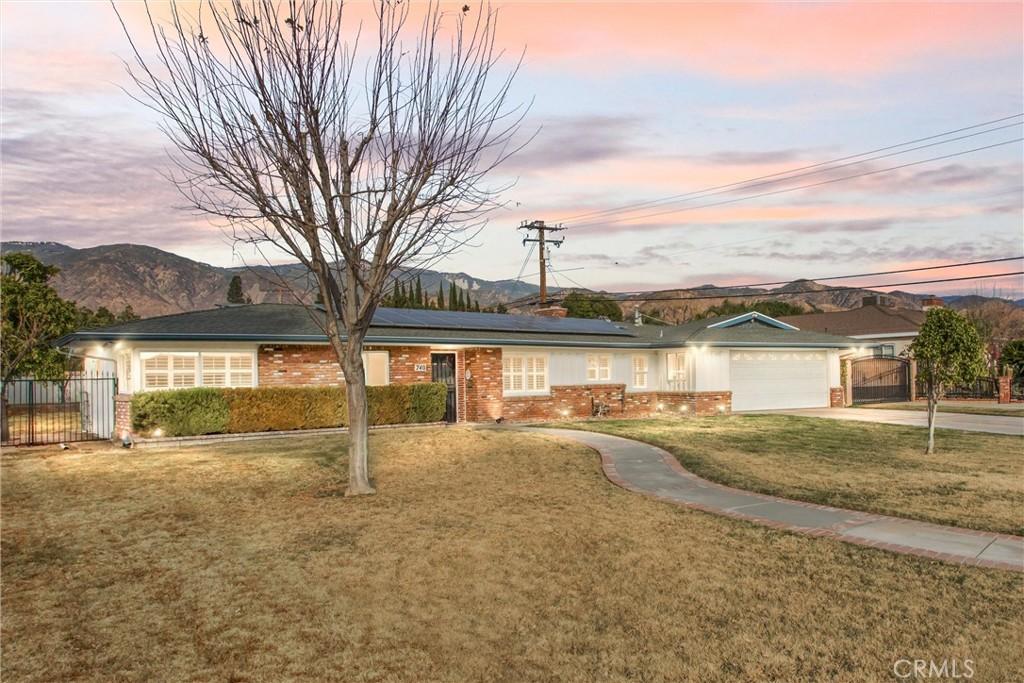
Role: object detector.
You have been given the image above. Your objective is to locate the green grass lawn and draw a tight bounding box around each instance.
[2,427,1021,682]
[857,402,1024,417]
[551,415,1024,536]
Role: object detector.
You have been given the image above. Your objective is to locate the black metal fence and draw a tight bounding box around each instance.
[851,357,910,403]
[915,377,998,401]
[1,373,117,447]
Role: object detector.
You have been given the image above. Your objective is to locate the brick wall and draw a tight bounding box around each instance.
[258,344,434,387]
[501,384,732,421]
[464,347,503,422]
[253,343,733,423]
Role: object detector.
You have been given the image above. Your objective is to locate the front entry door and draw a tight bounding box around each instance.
[431,353,457,423]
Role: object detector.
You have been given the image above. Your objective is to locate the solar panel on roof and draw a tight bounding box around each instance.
[370,308,634,337]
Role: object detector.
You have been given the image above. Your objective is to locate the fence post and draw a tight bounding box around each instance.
[998,375,1011,404]
[27,378,35,445]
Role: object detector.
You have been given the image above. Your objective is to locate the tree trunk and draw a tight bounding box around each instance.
[925,385,937,455]
[342,347,375,496]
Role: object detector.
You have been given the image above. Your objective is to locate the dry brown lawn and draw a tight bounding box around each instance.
[557,415,1024,536]
[2,426,1022,682]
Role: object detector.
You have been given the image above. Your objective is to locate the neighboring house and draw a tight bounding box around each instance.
[57,304,862,425]
[778,296,930,358]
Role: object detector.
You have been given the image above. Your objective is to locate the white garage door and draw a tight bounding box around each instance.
[730,350,828,412]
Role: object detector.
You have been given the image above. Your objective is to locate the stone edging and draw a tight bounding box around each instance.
[539,428,1023,572]
[130,422,448,449]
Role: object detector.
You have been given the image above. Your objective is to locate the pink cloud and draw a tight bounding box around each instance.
[495,2,1022,80]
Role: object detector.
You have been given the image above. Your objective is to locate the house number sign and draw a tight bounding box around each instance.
[414,363,428,372]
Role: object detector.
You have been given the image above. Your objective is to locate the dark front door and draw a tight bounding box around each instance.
[431,353,457,423]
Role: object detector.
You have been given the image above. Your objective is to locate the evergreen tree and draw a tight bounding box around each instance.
[448,282,457,311]
[495,302,508,314]
[474,300,481,312]
[227,275,245,303]
[414,277,423,309]
[437,283,445,310]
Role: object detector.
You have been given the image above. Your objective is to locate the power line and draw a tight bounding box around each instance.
[544,272,1024,304]
[587,256,1024,297]
[558,113,1024,224]
[567,137,1024,229]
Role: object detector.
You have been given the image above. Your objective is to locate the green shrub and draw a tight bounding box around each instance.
[129,382,447,437]
[131,388,229,437]
[223,386,347,433]
[409,382,448,423]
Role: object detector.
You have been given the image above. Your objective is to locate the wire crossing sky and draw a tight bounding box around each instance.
[2,1,1022,298]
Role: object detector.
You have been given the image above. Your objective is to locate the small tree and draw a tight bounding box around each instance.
[227,275,246,304]
[1000,339,1024,377]
[117,0,524,495]
[909,308,986,454]
[436,283,446,311]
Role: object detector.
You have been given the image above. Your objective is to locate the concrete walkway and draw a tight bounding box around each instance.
[753,407,1024,436]
[530,427,1024,572]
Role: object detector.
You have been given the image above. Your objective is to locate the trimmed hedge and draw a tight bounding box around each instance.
[131,382,448,437]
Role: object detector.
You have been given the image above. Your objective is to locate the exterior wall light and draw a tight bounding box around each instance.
[716,404,726,413]
[656,403,665,411]
[152,428,164,438]
[559,409,569,417]
[679,405,688,412]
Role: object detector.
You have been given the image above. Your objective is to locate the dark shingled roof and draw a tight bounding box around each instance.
[59,304,863,349]
[778,305,925,336]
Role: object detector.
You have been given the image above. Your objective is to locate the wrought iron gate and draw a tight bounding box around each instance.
[430,354,457,423]
[851,357,910,404]
[1,373,117,446]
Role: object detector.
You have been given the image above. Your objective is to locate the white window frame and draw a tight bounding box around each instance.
[665,351,689,391]
[586,354,612,382]
[632,355,649,389]
[200,352,256,388]
[139,350,257,391]
[362,350,390,386]
[502,352,549,396]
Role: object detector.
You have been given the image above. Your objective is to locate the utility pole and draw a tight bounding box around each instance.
[519,220,565,305]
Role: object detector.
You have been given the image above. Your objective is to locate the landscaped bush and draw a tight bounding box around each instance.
[131,388,230,437]
[131,382,447,437]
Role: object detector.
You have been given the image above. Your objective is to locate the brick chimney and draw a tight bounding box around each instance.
[534,306,568,318]
[921,296,944,310]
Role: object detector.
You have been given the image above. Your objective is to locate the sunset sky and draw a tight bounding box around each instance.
[2,1,1022,297]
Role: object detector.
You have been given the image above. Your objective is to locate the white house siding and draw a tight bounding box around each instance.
[692,347,731,392]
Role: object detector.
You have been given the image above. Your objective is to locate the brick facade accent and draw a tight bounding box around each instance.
[830,386,845,408]
[258,344,435,387]
[501,384,731,421]
[253,343,735,423]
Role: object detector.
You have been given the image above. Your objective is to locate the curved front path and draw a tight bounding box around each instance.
[529,427,1024,572]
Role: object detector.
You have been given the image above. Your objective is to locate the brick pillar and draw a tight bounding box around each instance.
[829,387,844,408]
[114,394,133,440]
[998,376,1011,404]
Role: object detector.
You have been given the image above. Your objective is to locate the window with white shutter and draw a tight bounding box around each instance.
[586,354,611,381]
[632,355,648,389]
[502,354,548,395]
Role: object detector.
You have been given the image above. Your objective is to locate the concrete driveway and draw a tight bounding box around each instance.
[754,408,1024,436]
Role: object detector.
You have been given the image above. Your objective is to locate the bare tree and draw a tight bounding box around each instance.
[115,0,525,494]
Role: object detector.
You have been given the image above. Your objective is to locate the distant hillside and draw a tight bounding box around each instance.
[506,279,1020,323]
[0,241,540,317]
[3,240,1017,321]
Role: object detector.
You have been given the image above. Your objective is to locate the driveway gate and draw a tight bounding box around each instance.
[851,357,910,404]
[1,373,117,446]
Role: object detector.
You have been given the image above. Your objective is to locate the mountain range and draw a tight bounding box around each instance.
[2,241,1019,320]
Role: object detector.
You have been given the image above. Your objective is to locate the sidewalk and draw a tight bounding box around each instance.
[530,427,1024,572]
[750,407,1024,436]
